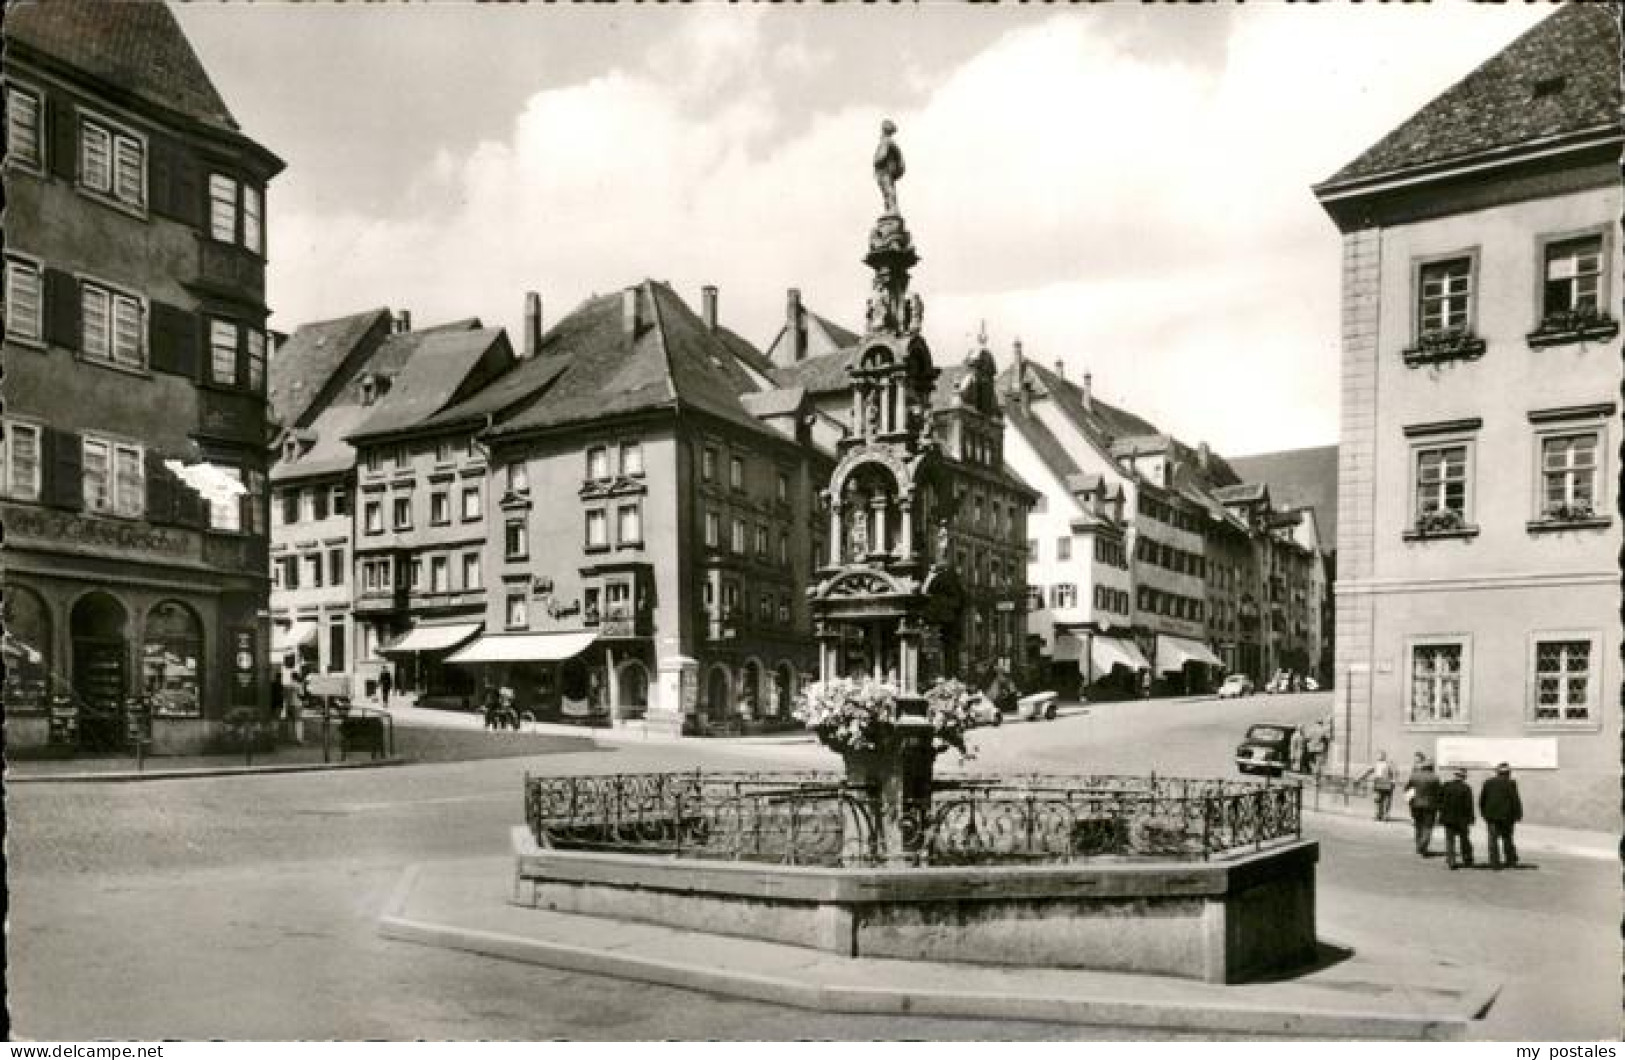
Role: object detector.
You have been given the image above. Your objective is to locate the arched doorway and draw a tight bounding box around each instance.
[772,661,795,719]
[705,664,731,724]
[615,659,650,718]
[3,585,52,715]
[71,592,129,750]
[142,601,203,719]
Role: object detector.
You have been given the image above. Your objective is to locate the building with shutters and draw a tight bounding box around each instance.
[1315,3,1621,826]
[2,1,283,754]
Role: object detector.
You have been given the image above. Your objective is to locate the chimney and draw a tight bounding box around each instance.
[785,288,805,364]
[1081,369,1093,412]
[622,286,641,337]
[702,285,719,332]
[1011,337,1029,413]
[1197,441,1211,473]
[394,310,412,334]
[523,291,542,359]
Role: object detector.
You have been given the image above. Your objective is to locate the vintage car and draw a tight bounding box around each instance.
[1217,674,1255,699]
[1017,690,1060,721]
[1235,722,1298,776]
[968,692,1005,727]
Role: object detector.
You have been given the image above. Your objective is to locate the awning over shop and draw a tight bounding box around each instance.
[446,631,598,665]
[273,622,318,654]
[382,622,483,655]
[1091,636,1150,675]
[1155,634,1224,673]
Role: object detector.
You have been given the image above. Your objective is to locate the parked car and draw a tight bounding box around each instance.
[1017,690,1060,721]
[968,692,1004,727]
[1235,722,1299,776]
[1217,674,1255,699]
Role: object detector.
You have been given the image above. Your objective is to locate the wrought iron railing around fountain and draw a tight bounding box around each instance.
[524,771,1303,867]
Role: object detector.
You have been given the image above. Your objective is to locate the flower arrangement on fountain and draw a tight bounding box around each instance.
[793,676,977,757]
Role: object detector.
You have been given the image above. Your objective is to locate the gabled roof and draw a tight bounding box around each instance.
[1005,402,1081,480]
[740,386,807,419]
[765,309,861,369]
[349,326,511,442]
[768,344,860,395]
[268,308,393,430]
[416,353,574,433]
[1320,4,1620,190]
[1228,444,1340,546]
[489,282,781,442]
[8,0,239,134]
[270,402,375,484]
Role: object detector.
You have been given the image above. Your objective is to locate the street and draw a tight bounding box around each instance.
[7,692,1615,1040]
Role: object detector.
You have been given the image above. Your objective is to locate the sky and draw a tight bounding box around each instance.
[171,0,1553,458]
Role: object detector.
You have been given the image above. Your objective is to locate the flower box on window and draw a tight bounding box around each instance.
[1528,500,1609,533]
[1411,508,1471,537]
[1401,327,1485,367]
[1526,308,1619,349]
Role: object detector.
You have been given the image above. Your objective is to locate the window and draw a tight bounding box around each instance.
[1050,584,1076,609]
[361,624,379,660]
[1417,257,1472,337]
[731,519,746,555]
[209,174,238,243]
[430,491,450,525]
[1542,236,1602,321]
[208,466,243,531]
[1530,635,1595,725]
[505,593,528,629]
[392,496,412,530]
[1414,445,1468,524]
[327,621,345,674]
[617,504,642,546]
[430,556,449,593]
[1407,640,1467,726]
[776,472,789,504]
[333,486,349,517]
[4,255,42,342]
[730,455,744,490]
[1056,536,1071,561]
[779,596,791,624]
[82,437,143,517]
[365,450,381,475]
[210,320,239,385]
[586,446,610,481]
[1027,539,1038,562]
[462,552,481,591]
[505,518,528,559]
[6,83,42,170]
[778,531,790,567]
[620,442,643,477]
[312,489,329,522]
[408,558,422,589]
[755,525,769,558]
[142,603,201,717]
[759,594,772,622]
[328,549,344,586]
[434,439,452,465]
[79,114,145,208]
[702,447,717,482]
[280,556,300,590]
[1027,587,1043,611]
[1,420,42,501]
[305,553,323,589]
[244,327,269,392]
[364,501,383,534]
[461,485,481,521]
[704,511,720,549]
[585,508,609,549]
[1540,432,1598,518]
[244,186,263,255]
[81,280,144,370]
[505,461,528,494]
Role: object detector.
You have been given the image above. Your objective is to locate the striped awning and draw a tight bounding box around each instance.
[1155,634,1224,673]
[381,622,482,655]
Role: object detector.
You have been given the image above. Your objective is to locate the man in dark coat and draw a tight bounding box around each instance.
[1438,767,1476,869]
[1405,754,1442,855]
[1479,763,1523,869]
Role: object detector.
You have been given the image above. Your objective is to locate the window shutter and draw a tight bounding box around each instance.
[237,493,254,535]
[149,301,199,378]
[144,451,176,525]
[235,317,250,388]
[148,133,175,220]
[175,480,209,529]
[43,268,79,350]
[171,148,203,228]
[46,96,76,183]
[43,427,83,511]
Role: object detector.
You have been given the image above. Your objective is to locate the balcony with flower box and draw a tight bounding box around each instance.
[1401,326,1486,368]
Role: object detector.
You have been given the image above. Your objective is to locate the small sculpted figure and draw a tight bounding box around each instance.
[874,119,905,215]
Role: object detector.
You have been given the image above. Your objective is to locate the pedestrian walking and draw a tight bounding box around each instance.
[1358,750,1396,820]
[1479,762,1523,869]
[379,668,393,708]
[1438,767,1476,869]
[1405,753,1441,856]
[1307,719,1330,775]
[1288,727,1306,774]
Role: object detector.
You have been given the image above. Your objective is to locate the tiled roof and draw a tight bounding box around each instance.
[1228,445,1339,546]
[1214,483,1268,504]
[740,387,807,418]
[417,353,574,432]
[764,309,862,369]
[8,0,240,133]
[270,401,374,484]
[768,344,860,394]
[1006,403,1081,480]
[268,308,392,430]
[1322,4,1621,188]
[490,282,779,441]
[349,327,511,441]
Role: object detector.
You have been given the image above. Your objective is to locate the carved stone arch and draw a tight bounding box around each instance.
[823,569,901,599]
[858,342,896,372]
[829,448,911,503]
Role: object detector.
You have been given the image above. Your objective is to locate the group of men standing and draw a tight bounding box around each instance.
[1401,753,1524,870]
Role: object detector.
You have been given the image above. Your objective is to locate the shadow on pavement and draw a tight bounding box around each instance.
[1245,939,1355,984]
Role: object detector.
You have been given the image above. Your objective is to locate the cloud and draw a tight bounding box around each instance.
[267,5,1549,455]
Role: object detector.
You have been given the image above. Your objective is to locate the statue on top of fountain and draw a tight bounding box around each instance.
[874,119,905,216]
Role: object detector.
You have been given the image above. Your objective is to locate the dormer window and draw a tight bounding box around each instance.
[360,376,378,406]
[1531,75,1566,100]
[283,437,299,463]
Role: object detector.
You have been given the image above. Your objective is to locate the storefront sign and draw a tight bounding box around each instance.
[231,628,258,707]
[4,505,190,557]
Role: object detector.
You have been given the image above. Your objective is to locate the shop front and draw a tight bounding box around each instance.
[1155,633,1225,696]
[447,630,620,726]
[381,621,482,709]
[1052,630,1151,701]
